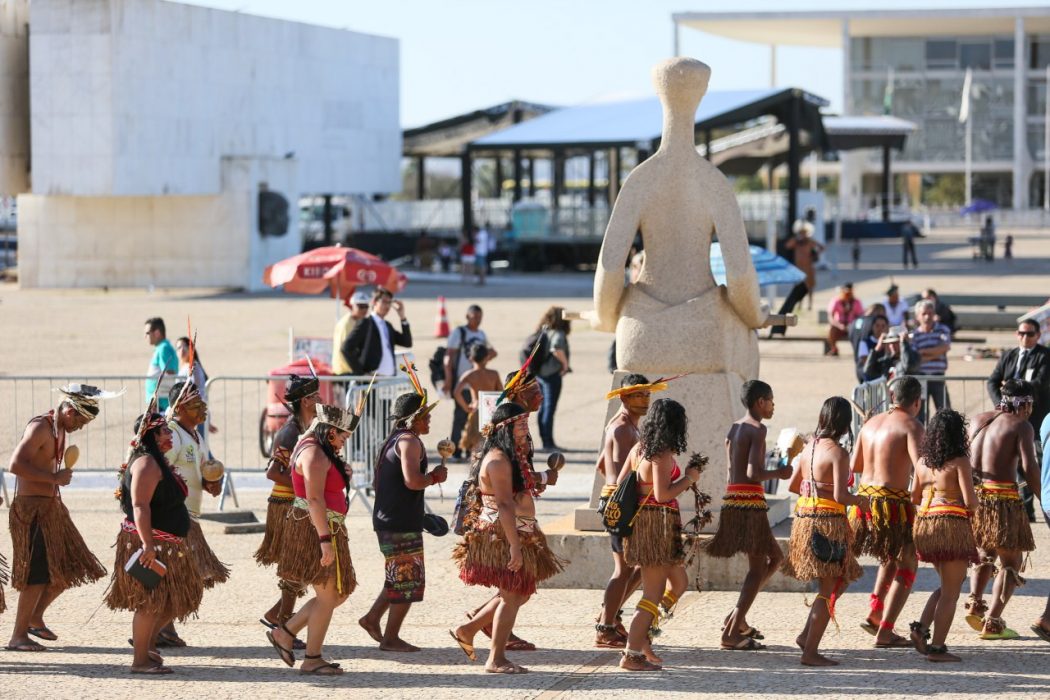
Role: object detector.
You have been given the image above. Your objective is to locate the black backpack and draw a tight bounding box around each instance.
[520,329,552,372]
[428,327,467,391]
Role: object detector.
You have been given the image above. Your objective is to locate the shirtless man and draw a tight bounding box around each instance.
[966,379,1039,640]
[594,373,651,648]
[6,385,109,652]
[461,370,558,651]
[851,376,924,648]
[707,380,793,650]
[453,344,503,456]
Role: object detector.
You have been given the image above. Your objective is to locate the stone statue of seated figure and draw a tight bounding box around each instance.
[593,58,768,380]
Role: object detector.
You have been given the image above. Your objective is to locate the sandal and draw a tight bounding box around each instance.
[261,618,306,649]
[485,662,528,674]
[720,637,767,651]
[448,630,476,662]
[157,629,187,648]
[980,617,1020,641]
[506,638,537,651]
[859,619,880,636]
[619,650,661,672]
[300,654,343,676]
[27,626,58,642]
[874,632,913,648]
[130,664,174,675]
[926,644,961,663]
[1031,623,1050,644]
[266,624,296,667]
[595,624,627,649]
[909,621,930,655]
[964,595,987,632]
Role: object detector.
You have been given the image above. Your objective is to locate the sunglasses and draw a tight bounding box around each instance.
[1017,330,1037,338]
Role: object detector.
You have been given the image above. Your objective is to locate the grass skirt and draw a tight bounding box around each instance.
[705,502,780,560]
[453,522,567,596]
[624,506,685,567]
[914,511,978,563]
[849,489,914,562]
[103,528,204,622]
[973,492,1035,552]
[783,512,862,583]
[187,519,230,589]
[9,495,107,591]
[254,497,293,566]
[276,505,356,596]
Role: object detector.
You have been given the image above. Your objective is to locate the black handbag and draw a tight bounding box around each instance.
[810,529,847,564]
[805,441,846,564]
[601,459,652,537]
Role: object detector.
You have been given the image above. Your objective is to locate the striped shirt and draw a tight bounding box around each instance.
[911,323,951,375]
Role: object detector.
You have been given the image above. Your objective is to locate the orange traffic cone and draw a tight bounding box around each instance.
[435,296,450,338]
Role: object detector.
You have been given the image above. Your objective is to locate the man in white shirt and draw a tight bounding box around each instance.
[444,304,497,458]
[473,225,491,286]
[341,288,412,376]
[882,284,910,329]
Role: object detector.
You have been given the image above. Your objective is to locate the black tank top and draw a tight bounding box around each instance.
[120,453,191,537]
[372,430,427,532]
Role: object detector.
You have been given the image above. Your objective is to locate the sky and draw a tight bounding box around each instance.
[187,0,1045,128]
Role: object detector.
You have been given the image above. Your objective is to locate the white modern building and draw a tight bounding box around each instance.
[673,7,1050,210]
[0,0,400,289]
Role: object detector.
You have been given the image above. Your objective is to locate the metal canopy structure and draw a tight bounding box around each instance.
[465,87,829,233]
[401,100,554,202]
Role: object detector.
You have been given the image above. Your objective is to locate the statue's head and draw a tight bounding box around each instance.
[652,58,711,113]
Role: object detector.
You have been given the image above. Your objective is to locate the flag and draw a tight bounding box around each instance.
[882,67,894,115]
[958,68,972,124]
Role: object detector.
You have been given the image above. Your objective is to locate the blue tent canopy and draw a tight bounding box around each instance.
[709,244,805,288]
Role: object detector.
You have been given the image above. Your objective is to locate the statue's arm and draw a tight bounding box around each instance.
[709,168,766,328]
[593,183,641,333]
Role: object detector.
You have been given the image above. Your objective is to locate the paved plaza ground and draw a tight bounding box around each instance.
[1,226,1049,697]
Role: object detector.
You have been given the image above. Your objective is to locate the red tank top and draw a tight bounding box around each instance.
[291,436,348,514]
[638,462,682,507]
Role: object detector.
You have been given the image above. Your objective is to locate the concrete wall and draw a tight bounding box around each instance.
[18,155,301,289]
[17,0,400,288]
[29,0,400,197]
[0,0,29,193]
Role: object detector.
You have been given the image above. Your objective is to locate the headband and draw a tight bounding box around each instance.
[480,411,529,438]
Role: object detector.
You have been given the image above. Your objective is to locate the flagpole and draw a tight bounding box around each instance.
[960,68,973,208]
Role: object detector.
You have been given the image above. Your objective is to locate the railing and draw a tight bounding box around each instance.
[851,374,997,432]
[0,373,413,511]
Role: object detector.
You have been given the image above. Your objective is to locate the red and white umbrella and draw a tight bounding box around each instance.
[263,246,407,299]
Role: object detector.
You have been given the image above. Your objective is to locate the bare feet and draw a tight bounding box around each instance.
[927,644,960,662]
[795,634,806,650]
[380,637,420,652]
[358,616,383,644]
[642,643,663,664]
[485,661,528,674]
[801,652,839,666]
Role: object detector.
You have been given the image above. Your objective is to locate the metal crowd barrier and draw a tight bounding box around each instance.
[0,373,412,513]
[850,374,997,431]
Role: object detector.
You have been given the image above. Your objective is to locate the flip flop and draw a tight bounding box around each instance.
[261,620,306,649]
[980,626,1020,640]
[5,641,47,652]
[448,630,476,662]
[27,627,57,642]
[965,614,985,632]
[506,638,536,651]
[300,662,343,675]
[485,662,528,674]
[259,618,277,630]
[1031,624,1050,643]
[130,664,173,675]
[875,635,913,648]
[157,630,187,648]
[859,620,879,636]
[741,626,765,640]
[266,630,296,667]
[720,637,767,651]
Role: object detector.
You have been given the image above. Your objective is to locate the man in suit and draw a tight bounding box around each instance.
[342,288,412,376]
[987,317,1049,520]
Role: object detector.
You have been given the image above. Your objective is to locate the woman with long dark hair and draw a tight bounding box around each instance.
[533,306,571,449]
[784,396,868,667]
[451,401,566,674]
[268,404,358,675]
[909,409,978,662]
[618,398,701,672]
[104,413,204,675]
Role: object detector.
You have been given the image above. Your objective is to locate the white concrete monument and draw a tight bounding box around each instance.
[590,57,769,509]
[3,0,400,289]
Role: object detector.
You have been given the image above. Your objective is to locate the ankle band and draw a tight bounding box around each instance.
[894,569,916,588]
